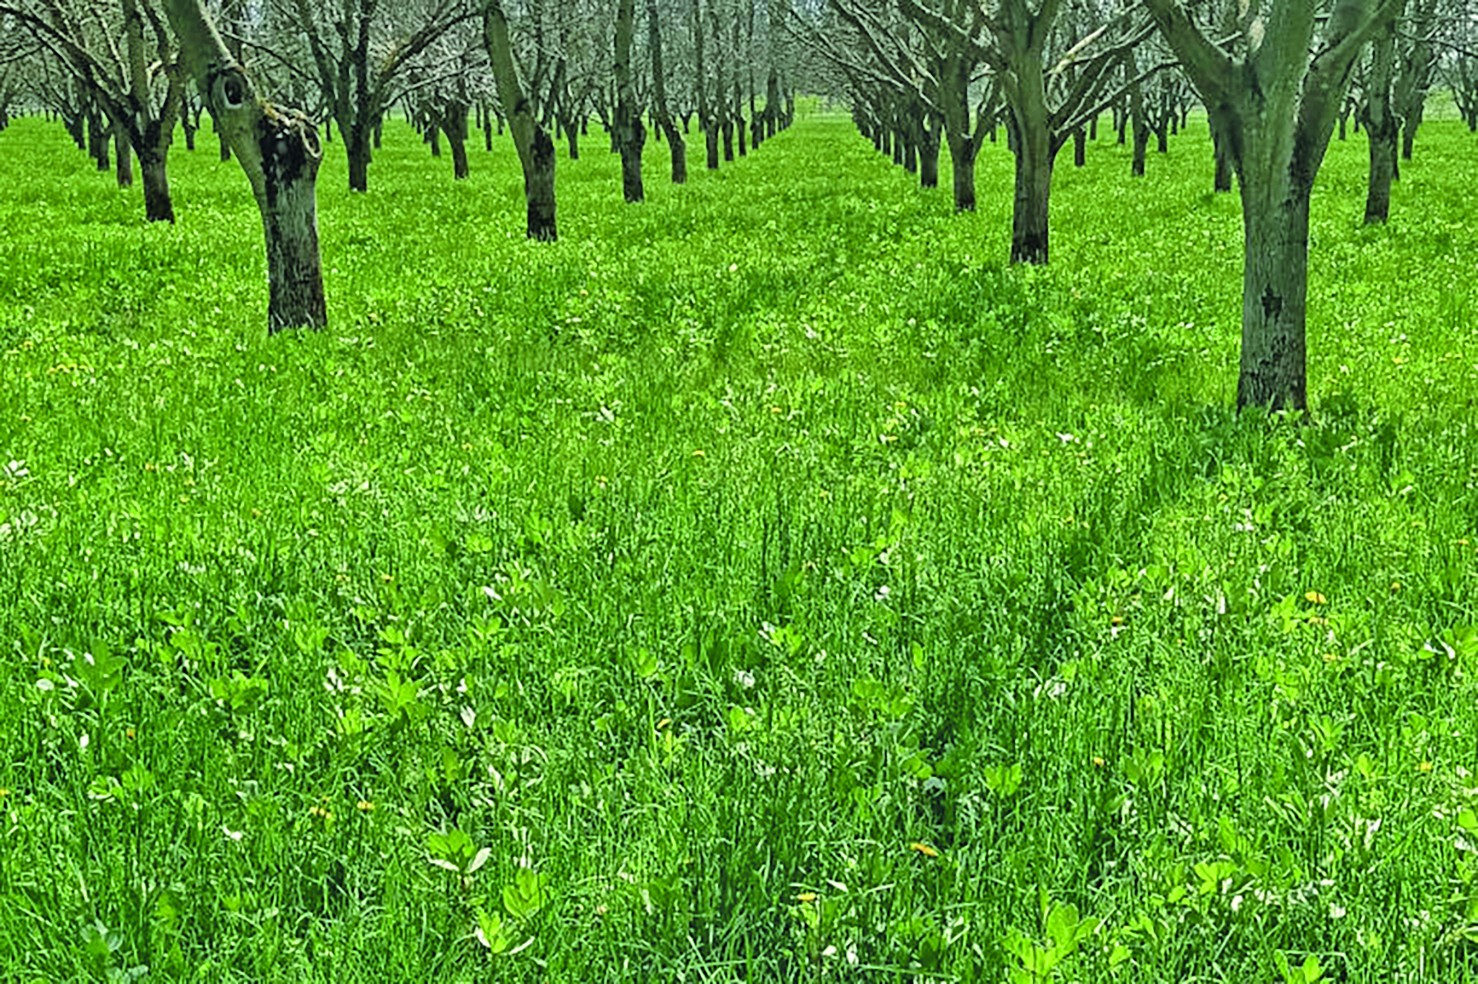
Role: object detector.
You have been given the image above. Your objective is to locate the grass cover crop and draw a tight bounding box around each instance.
[0,111,1477,981]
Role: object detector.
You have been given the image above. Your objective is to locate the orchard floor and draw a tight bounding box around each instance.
[2,108,1478,981]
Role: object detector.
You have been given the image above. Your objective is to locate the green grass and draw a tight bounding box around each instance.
[1,108,1478,982]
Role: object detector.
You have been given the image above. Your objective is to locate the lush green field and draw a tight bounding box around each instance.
[1,109,1477,982]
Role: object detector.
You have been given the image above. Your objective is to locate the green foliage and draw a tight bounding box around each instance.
[0,107,1477,981]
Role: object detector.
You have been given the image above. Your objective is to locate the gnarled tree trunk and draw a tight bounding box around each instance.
[485,1,557,241]
[165,0,328,333]
[613,0,646,203]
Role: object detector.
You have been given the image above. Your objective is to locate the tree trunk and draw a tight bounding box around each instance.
[1238,190,1310,411]
[722,119,734,161]
[139,147,175,223]
[443,103,469,180]
[1073,127,1086,167]
[1364,124,1395,223]
[705,125,720,169]
[1363,28,1397,224]
[950,139,977,211]
[919,128,939,188]
[114,127,135,188]
[613,0,646,203]
[1011,152,1052,265]
[449,127,469,180]
[164,0,328,332]
[646,0,686,184]
[88,112,110,171]
[524,129,557,240]
[1213,139,1232,193]
[347,130,370,192]
[1130,78,1148,177]
[485,1,558,241]
[1009,113,1053,265]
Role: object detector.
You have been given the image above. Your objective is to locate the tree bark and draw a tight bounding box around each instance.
[165,0,328,332]
[1238,190,1310,411]
[139,147,174,223]
[919,122,939,188]
[647,0,687,183]
[88,111,110,171]
[950,139,977,211]
[443,102,470,179]
[114,125,135,188]
[1130,72,1148,177]
[1073,127,1086,167]
[614,0,646,203]
[484,1,557,241]
[1362,24,1397,224]
[1211,120,1232,193]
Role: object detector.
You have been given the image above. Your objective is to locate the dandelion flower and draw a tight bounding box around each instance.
[1305,591,1327,605]
[356,800,375,813]
[909,842,940,858]
[1418,761,1433,773]
[794,892,817,903]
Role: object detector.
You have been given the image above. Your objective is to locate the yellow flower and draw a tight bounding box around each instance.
[794,892,817,903]
[1110,616,1124,627]
[125,727,136,740]
[1418,761,1433,773]
[1304,591,1327,605]
[356,800,375,813]
[909,841,940,858]
[1391,581,1403,593]
[1092,756,1105,768]
[691,449,705,458]
[0,788,10,798]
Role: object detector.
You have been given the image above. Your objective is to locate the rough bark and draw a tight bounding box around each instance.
[647,0,687,184]
[1362,21,1397,224]
[114,124,135,187]
[1011,139,1053,265]
[442,102,470,180]
[165,0,328,333]
[614,0,646,203]
[139,148,174,222]
[1211,118,1232,192]
[1239,192,1310,411]
[919,120,940,188]
[692,0,719,170]
[951,145,976,211]
[347,129,371,192]
[484,1,556,241]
